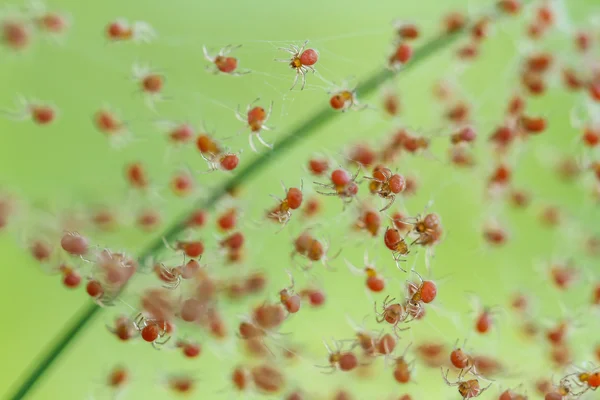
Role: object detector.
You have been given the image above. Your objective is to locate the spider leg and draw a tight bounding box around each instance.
[290,72,300,91]
[300,69,307,90]
[315,191,339,197]
[480,382,493,393]
[234,105,246,123]
[380,195,395,212]
[231,69,251,76]
[218,45,230,56]
[265,100,274,121]
[298,40,308,54]
[393,257,407,273]
[351,166,362,181]
[221,44,241,55]
[256,133,273,149]
[248,133,258,153]
[202,45,213,62]
[315,365,336,374]
[248,97,260,111]
[278,46,297,55]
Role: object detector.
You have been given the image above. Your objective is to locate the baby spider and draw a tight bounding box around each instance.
[106,315,138,341]
[314,168,360,207]
[317,339,359,374]
[383,227,411,268]
[408,212,443,247]
[154,262,182,290]
[30,4,71,37]
[329,87,367,112]
[344,315,382,357]
[132,64,165,109]
[85,277,120,307]
[393,21,421,40]
[204,149,241,172]
[562,366,600,396]
[441,368,492,399]
[388,42,413,70]
[392,343,416,384]
[106,18,156,43]
[374,295,410,337]
[276,40,318,90]
[545,376,576,399]
[267,181,303,226]
[345,252,386,293]
[1,96,56,125]
[291,230,340,270]
[353,206,381,237]
[2,19,31,51]
[236,98,274,152]
[405,271,437,318]
[364,166,406,211]
[278,272,301,314]
[132,313,171,349]
[449,339,480,376]
[203,44,249,75]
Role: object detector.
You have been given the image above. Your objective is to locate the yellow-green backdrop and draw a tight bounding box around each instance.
[1,0,599,399]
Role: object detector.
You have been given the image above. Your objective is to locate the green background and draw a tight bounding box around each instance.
[1,0,599,398]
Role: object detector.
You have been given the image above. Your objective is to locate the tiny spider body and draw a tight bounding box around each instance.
[365,166,406,211]
[394,21,420,40]
[317,340,359,373]
[354,207,381,237]
[384,227,410,265]
[393,343,415,384]
[449,340,478,375]
[345,254,385,292]
[388,42,413,69]
[252,303,286,331]
[562,368,600,396]
[95,109,125,136]
[314,168,360,206]
[203,45,249,75]
[236,99,274,152]
[2,20,31,50]
[267,182,303,225]
[131,64,165,109]
[276,40,318,90]
[106,19,155,43]
[291,230,340,270]
[406,271,437,317]
[279,275,301,314]
[107,315,138,341]
[441,368,491,399]
[154,263,182,290]
[329,88,367,112]
[1,97,57,125]
[133,313,171,349]
[410,213,443,247]
[35,12,70,35]
[374,295,410,336]
[197,133,240,173]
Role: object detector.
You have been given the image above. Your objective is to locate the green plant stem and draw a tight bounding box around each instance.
[8,9,507,399]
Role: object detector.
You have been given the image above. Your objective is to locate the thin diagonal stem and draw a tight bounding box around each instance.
[8,7,511,399]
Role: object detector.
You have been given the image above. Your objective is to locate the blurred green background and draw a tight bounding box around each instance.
[1,0,600,398]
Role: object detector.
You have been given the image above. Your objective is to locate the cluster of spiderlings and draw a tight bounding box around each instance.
[3,0,600,399]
